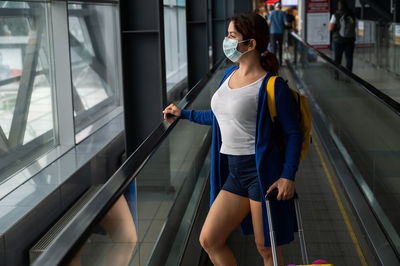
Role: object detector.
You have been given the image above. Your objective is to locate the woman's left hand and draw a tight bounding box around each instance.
[267,178,295,200]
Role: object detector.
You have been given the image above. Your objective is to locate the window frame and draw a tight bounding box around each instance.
[0,0,123,199]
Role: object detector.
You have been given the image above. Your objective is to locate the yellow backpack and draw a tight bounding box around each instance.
[266,76,312,161]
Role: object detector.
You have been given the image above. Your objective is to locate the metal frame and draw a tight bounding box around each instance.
[51,1,75,148]
[120,0,167,156]
[75,106,122,143]
[186,0,209,89]
[211,0,227,65]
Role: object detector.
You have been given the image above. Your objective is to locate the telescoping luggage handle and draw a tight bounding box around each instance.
[265,188,309,266]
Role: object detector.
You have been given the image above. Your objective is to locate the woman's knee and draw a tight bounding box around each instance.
[199,230,222,253]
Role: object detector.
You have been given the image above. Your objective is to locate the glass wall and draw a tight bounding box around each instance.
[163,0,188,99]
[289,37,400,255]
[0,1,122,197]
[68,4,121,134]
[355,20,400,75]
[0,1,56,184]
[320,20,400,101]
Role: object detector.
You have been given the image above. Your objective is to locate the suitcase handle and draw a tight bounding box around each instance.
[264,188,308,266]
[265,188,298,201]
[265,188,279,201]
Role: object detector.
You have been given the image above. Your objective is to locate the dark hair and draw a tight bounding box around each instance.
[229,13,279,75]
[338,0,348,10]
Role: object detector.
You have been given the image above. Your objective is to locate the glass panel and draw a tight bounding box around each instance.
[320,20,400,102]
[163,0,188,102]
[0,2,56,183]
[289,37,400,253]
[68,4,121,134]
[66,63,229,266]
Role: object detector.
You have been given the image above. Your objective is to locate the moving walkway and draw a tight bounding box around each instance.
[30,34,400,266]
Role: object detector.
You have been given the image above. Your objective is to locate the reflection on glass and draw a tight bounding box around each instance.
[68,193,137,266]
[164,0,188,99]
[66,64,227,265]
[68,4,121,134]
[0,2,55,183]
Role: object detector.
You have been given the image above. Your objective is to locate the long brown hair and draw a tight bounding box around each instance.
[229,13,279,75]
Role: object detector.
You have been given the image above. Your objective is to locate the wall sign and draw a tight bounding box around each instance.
[306,0,330,48]
[358,20,364,37]
[395,24,400,46]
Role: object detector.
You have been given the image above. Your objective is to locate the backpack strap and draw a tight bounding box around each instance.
[267,76,278,123]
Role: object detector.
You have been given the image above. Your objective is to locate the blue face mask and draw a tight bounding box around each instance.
[222,37,250,62]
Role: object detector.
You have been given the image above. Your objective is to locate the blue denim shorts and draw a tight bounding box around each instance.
[222,154,261,202]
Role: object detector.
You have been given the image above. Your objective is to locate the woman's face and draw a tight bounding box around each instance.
[227,21,250,53]
[227,21,242,41]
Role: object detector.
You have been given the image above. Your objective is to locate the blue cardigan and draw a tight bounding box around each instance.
[180,65,302,246]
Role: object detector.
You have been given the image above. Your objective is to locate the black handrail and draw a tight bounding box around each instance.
[291,32,400,117]
[32,58,226,266]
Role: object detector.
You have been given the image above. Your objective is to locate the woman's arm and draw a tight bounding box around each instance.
[163,104,214,125]
[180,109,214,125]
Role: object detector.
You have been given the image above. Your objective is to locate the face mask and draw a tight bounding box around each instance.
[223,37,250,62]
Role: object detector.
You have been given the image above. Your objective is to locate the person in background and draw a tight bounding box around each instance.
[328,0,356,79]
[267,2,289,65]
[269,4,275,14]
[284,8,296,50]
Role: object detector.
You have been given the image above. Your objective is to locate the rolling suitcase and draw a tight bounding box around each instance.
[265,189,333,266]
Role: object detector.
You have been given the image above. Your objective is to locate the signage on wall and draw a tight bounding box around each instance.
[395,25,400,46]
[306,0,330,48]
[355,20,375,48]
[306,0,329,13]
[358,21,364,37]
[282,0,298,6]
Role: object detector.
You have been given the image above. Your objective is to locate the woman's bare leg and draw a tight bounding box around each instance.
[199,190,251,266]
[100,195,137,266]
[249,200,284,266]
[68,195,137,266]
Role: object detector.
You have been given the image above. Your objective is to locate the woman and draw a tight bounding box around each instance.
[163,13,302,266]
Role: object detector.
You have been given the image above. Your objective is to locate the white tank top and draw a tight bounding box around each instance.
[211,71,265,155]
